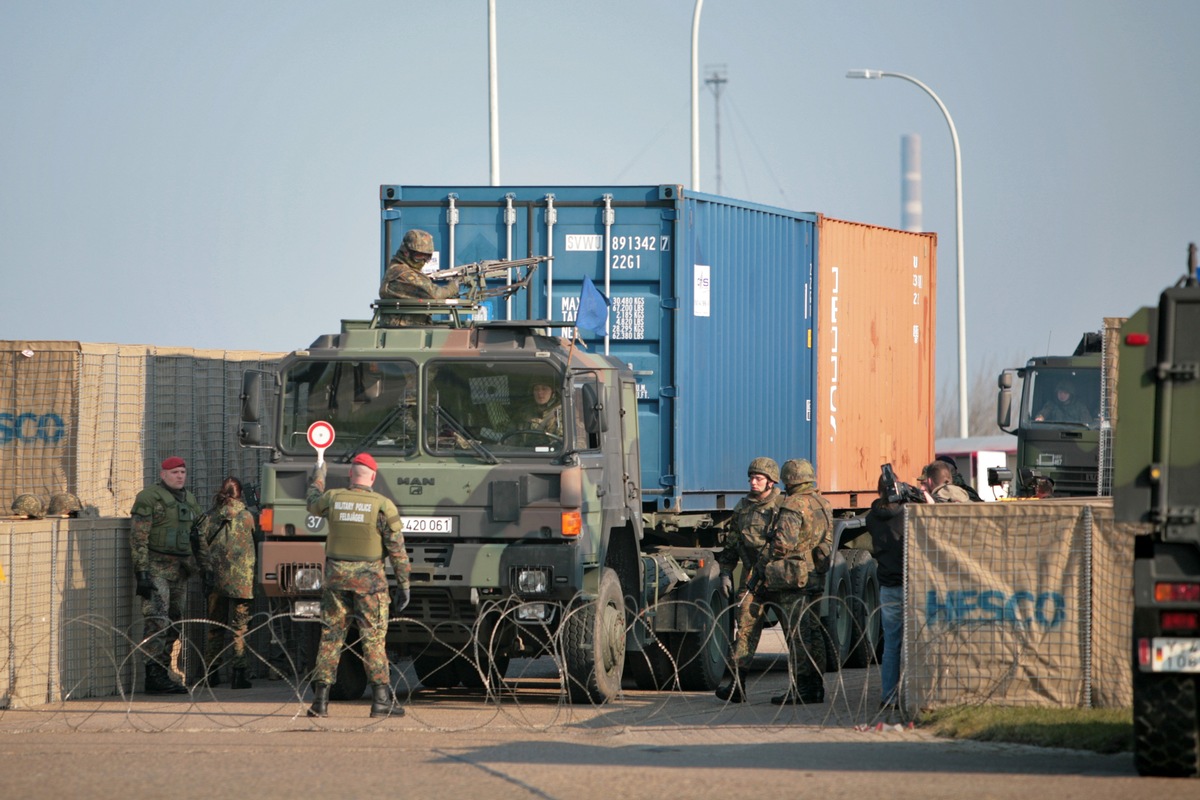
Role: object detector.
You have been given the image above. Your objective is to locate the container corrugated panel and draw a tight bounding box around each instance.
[379,185,931,513]
[814,216,937,506]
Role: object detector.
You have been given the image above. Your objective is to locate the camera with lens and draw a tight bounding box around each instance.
[881,462,925,504]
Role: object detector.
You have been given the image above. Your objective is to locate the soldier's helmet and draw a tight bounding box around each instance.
[12,494,44,518]
[747,457,780,483]
[401,229,435,256]
[48,492,83,516]
[781,458,816,488]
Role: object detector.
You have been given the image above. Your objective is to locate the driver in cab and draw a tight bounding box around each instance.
[514,381,564,440]
[1033,380,1094,425]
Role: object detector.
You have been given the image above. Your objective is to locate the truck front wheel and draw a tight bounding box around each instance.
[1133,669,1200,777]
[563,567,626,704]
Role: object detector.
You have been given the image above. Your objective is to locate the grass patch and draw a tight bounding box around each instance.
[920,705,1133,754]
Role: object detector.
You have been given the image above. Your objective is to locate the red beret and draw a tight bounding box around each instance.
[161,456,186,470]
[351,452,377,471]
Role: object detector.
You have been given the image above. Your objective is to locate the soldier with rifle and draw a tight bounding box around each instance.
[714,457,782,702]
[716,459,833,705]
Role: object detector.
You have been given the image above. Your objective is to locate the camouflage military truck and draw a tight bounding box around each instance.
[243,185,939,703]
[1114,245,1200,777]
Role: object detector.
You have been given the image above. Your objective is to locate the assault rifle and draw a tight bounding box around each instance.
[436,255,549,303]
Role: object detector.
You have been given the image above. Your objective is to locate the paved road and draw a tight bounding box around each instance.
[0,634,1148,799]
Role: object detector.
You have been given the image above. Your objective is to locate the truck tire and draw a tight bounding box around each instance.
[563,567,626,704]
[413,651,461,689]
[845,550,881,668]
[676,588,731,691]
[329,636,368,701]
[626,639,676,691]
[823,572,852,672]
[1133,669,1200,777]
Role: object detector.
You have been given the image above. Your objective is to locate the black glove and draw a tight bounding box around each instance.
[135,570,154,600]
[393,585,410,613]
[202,569,216,597]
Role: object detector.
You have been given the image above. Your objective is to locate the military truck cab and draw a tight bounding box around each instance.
[996,335,1103,496]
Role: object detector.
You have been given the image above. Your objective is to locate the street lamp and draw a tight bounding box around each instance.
[847,69,968,439]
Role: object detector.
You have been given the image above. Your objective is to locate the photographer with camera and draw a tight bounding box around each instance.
[867,464,924,711]
[920,460,971,503]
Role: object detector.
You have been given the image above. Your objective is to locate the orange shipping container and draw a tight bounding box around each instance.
[814,216,937,508]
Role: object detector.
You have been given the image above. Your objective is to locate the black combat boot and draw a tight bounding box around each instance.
[715,669,746,703]
[144,662,187,695]
[307,682,330,717]
[369,683,404,718]
[200,662,222,688]
[230,668,252,690]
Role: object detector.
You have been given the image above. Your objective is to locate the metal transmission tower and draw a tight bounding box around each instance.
[705,65,727,194]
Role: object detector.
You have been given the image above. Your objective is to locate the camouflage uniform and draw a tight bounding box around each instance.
[378,229,459,327]
[717,485,782,594]
[306,476,410,686]
[198,498,256,671]
[130,482,202,669]
[733,460,833,702]
[515,392,565,439]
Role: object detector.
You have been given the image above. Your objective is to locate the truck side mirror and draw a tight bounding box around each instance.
[239,422,262,446]
[241,372,262,423]
[996,370,1014,431]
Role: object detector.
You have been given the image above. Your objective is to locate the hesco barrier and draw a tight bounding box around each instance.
[0,341,282,518]
[3,499,1136,711]
[902,497,1138,710]
[0,517,311,709]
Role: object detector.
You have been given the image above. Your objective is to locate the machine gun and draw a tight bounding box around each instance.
[436,255,548,303]
[372,256,549,328]
[882,462,926,504]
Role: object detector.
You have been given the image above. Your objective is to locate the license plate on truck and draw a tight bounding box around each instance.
[1152,638,1200,672]
[401,516,454,534]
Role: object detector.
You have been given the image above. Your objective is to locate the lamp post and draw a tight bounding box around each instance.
[690,0,704,191]
[847,69,968,438]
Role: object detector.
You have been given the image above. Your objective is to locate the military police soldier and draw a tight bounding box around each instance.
[306,452,410,718]
[130,456,201,695]
[717,458,832,705]
[378,229,461,326]
[715,457,782,702]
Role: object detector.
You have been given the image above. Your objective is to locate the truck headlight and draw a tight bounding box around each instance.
[294,567,322,592]
[292,600,321,618]
[517,568,548,594]
[517,603,550,622]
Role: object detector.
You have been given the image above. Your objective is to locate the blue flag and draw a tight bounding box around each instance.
[576,275,610,338]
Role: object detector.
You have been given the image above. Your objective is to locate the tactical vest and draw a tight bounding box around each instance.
[145,485,198,556]
[324,488,386,562]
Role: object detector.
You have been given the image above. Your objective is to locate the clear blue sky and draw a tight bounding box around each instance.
[3,1,1197,408]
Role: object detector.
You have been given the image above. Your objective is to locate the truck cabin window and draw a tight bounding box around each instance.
[1025,368,1100,428]
[281,360,419,456]
[425,362,580,455]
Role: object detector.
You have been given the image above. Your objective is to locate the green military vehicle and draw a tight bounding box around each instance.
[1114,245,1200,777]
[996,334,1105,496]
[240,261,730,703]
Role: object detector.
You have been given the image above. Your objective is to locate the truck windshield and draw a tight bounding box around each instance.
[1023,367,1101,429]
[425,360,572,456]
[280,360,418,457]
